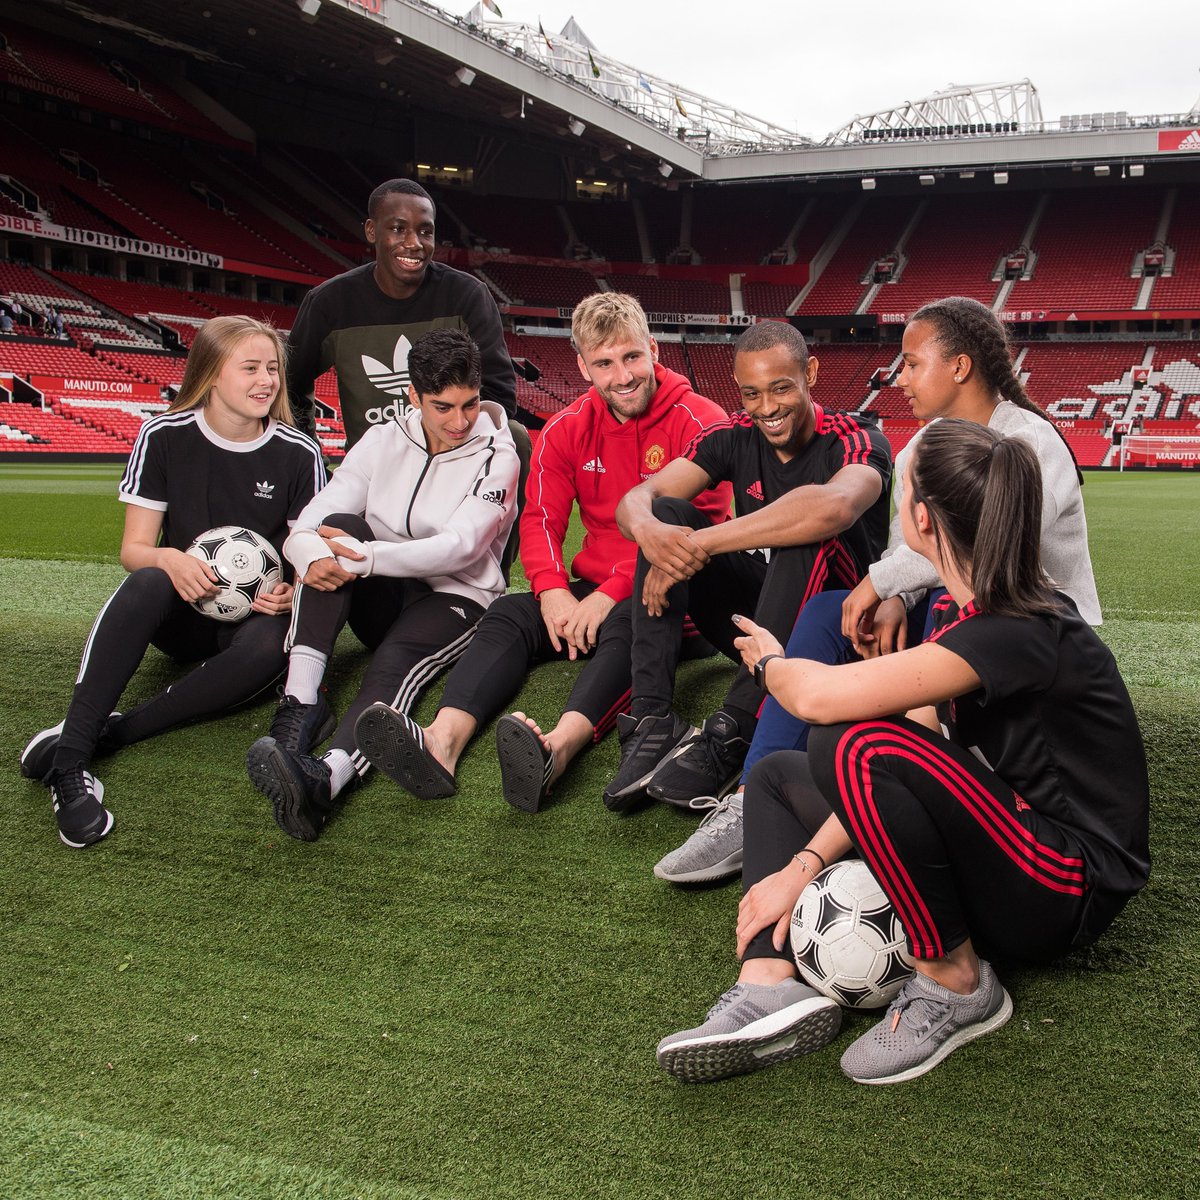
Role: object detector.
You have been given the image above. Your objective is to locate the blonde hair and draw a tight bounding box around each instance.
[571,292,651,355]
[168,316,294,426]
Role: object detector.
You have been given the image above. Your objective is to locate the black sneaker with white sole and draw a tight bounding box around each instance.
[48,766,114,848]
[646,710,749,808]
[21,712,122,783]
[246,737,333,841]
[602,712,697,812]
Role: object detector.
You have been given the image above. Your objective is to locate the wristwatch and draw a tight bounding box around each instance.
[753,653,783,691]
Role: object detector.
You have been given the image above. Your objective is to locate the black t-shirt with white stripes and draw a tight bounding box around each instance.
[119,409,327,559]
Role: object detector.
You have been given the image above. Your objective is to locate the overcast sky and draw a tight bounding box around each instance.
[455,1,1199,139]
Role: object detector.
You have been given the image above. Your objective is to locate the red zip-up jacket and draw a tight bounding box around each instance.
[521,364,732,604]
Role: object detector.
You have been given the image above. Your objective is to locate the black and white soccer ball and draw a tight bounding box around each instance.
[185,526,282,622]
[790,859,916,1010]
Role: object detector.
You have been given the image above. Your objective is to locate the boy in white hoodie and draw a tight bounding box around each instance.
[247,328,520,840]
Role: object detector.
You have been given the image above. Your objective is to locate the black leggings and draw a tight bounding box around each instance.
[285,513,484,772]
[742,719,1094,965]
[53,566,289,770]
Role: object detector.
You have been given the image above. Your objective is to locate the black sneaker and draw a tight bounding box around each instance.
[647,710,749,808]
[21,712,122,783]
[246,737,333,841]
[603,712,697,813]
[48,766,114,848]
[268,693,335,756]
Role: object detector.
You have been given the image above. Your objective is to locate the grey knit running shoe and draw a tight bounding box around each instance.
[840,959,1012,1085]
[657,979,842,1083]
[653,792,744,884]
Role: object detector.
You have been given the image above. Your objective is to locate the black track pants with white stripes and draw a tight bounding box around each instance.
[285,514,484,766]
[53,566,289,770]
[806,718,1093,963]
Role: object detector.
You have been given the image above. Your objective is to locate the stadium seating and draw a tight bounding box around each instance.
[867,193,1036,315]
[1149,189,1200,309]
[478,263,598,309]
[607,274,731,315]
[798,198,922,316]
[689,187,798,264]
[1007,190,1161,311]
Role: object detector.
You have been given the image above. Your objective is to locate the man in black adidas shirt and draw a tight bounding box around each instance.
[605,322,891,811]
[286,178,517,450]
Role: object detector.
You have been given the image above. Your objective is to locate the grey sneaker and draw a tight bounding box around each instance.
[653,792,744,884]
[840,959,1012,1085]
[657,978,841,1083]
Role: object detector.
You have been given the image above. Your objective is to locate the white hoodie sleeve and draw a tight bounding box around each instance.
[282,432,379,580]
[366,437,520,579]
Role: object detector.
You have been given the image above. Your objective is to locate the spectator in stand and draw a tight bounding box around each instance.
[0,311,12,334]
[351,293,731,813]
[286,178,517,452]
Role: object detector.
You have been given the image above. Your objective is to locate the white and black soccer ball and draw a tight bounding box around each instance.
[790,859,916,1010]
[185,526,283,623]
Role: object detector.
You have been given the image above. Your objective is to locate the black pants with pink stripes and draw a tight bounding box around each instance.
[742,718,1094,965]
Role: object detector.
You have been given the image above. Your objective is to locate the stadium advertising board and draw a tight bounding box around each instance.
[1157,130,1200,152]
[0,215,222,269]
[30,376,162,400]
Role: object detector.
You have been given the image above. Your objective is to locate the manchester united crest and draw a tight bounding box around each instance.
[644,443,666,472]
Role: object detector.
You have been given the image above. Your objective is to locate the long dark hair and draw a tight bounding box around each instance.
[910,419,1062,619]
[911,296,1082,484]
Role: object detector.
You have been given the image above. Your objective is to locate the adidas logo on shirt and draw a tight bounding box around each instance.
[451,606,467,620]
[254,479,275,499]
[746,480,764,501]
[362,335,413,403]
[581,457,605,473]
[481,488,506,507]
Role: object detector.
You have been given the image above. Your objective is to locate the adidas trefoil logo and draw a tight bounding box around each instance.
[581,457,606,473]
[254,479,275,499]
[362,334,413,406]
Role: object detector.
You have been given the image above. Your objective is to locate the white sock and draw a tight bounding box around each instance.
[284,647,327,705]
[324,748,357,798]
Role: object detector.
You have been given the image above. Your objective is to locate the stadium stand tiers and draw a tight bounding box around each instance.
[867,193,1037,315]
[797,198,923,316]
[1150,188,1200,309]
[1007,190,1160,311]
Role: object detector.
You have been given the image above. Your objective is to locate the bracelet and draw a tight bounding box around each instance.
[793,854,818,880]
[794,847,827,871]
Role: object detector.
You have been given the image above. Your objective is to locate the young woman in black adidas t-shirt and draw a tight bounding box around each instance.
[656,418,1149,1087]
[20,316,326,849]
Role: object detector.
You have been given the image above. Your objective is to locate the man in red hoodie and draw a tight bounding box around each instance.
[355,293,731,811]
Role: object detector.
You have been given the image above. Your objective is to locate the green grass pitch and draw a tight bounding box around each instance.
[0,464,1197,1199]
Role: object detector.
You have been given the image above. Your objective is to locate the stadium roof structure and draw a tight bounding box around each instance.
[37,0,1200,190]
